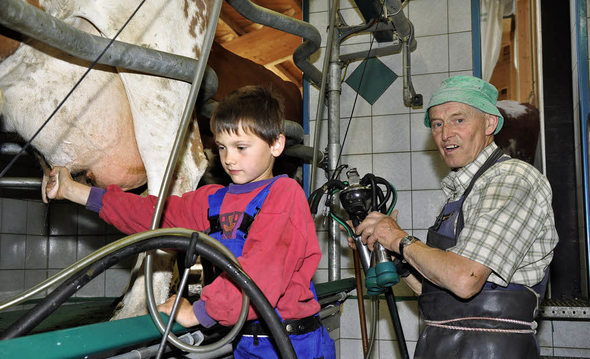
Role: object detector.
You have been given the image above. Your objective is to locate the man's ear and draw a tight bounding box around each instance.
[485,115,499,136]
[270,134,286,158]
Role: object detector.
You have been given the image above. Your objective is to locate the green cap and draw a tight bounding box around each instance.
[424,75,504,135]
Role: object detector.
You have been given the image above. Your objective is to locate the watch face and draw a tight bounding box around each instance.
[400,236,416,259]
[402,236,415,245]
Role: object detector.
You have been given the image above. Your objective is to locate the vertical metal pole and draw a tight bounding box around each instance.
[145,0,223,349]
[310,0,339,192]
[327,36,342,281]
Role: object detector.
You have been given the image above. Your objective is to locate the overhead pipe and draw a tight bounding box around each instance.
[338,20,416,63]
[226,0,323,88]
[384,0,412,37]
[384,0,422,107]
[402,22,422,107]
[0,0,218,101]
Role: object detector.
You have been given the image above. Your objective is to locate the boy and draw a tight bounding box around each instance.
[46,85,335,358]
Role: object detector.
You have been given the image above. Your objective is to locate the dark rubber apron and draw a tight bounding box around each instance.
[414,148,547,359]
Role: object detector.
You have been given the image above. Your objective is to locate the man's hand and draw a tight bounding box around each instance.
[355,210,407,253]
[157,294,200,328]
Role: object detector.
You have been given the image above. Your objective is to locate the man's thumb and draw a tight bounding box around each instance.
[390,209,399,221]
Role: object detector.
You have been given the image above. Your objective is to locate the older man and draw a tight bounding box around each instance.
[355,75,558,358]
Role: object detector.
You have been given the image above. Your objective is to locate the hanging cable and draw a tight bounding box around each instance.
[330,20,378,181]
[0,0,148,178]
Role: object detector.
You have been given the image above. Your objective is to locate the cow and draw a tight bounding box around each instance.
[495,100,541,165]
[1,0,305,321]
[0,0,211,320]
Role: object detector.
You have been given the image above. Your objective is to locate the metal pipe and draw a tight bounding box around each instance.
[226,0,323,88]
[0,143,24,155]
[0,0,218,101]
[310,0,339,192]
[377,0,421,107]
[284,120,305,145]
[144,0,222,352]
[317,291,349,306]
[318,305,341,319]
[353,251,369,356]
[109,332,234,359]
[283,144,324,164]
[0,177,41,188]
[327,27,342,282]
[402,22,422,107]
[340,41,405,63]
[384,0,411,37]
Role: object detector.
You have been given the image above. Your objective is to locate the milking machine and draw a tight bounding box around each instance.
[309,166,409,359]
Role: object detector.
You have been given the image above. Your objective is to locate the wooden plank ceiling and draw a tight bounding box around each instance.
[214,0,303,91]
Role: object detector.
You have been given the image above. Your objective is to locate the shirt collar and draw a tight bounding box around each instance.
[227,174,287,194]
[440,142,499,199]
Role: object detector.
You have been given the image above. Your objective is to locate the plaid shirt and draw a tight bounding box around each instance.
[440,142,559,287]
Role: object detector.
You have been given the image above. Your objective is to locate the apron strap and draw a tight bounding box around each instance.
[457,147,506,233]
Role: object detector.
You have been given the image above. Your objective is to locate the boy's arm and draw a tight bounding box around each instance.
[46,166,91,205]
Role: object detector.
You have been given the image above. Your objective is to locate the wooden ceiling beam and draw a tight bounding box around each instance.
[255,0,302,18]
[219,6,246,35]
[215,19,239,43]
[221,27,302,66]
[272,62,301,87]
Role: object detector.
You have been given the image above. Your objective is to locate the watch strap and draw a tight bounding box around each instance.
[399,235,417,261]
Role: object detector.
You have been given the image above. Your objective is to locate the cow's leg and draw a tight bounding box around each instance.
[111,250,177,320]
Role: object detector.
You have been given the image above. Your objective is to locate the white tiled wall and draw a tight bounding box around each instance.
[309,0,590,358]
[0,198,132,307]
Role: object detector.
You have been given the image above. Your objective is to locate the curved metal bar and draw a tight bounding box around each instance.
[0,0,218,100]
[145,230,249,355]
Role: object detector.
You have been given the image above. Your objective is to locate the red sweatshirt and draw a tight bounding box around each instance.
[96,176,322,326]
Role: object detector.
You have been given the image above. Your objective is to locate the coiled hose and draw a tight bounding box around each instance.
[0,231,297,359]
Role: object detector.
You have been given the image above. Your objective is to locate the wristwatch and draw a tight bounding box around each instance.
[399,235,418,261]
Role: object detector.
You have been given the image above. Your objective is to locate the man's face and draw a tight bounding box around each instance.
[429,102,497,169]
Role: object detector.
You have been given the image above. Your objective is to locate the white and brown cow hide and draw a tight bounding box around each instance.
[0,0,210,320]
[495,100,541,165]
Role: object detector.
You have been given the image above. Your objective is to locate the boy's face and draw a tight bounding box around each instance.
[215,127,285,184]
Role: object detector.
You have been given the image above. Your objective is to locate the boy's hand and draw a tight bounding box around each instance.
[44,166,91,205]
[157,295,200,328]
[45,166,72,202]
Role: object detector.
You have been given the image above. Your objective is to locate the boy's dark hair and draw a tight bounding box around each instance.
[210,85,286,145]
